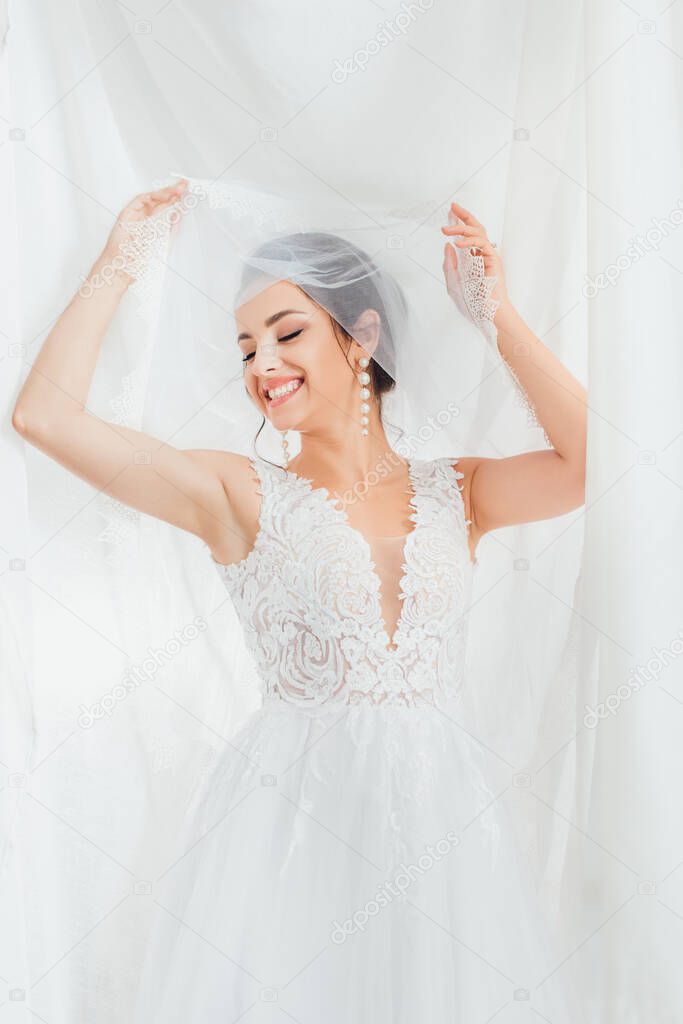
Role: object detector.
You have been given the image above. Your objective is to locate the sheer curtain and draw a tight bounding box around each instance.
[2,1,682,1020]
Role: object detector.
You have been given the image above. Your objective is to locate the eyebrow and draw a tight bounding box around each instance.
[237,309,307,343]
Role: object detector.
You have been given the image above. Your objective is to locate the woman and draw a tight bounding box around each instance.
[12,180,587,1021]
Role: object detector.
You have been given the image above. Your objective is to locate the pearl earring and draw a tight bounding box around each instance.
[281,429,290,467]
[358,356,371,437]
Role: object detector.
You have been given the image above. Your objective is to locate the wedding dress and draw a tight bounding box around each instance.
[131,452,583,1023]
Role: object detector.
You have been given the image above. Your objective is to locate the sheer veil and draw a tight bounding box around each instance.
[113,164,588,930]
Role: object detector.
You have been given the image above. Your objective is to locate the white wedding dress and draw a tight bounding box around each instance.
[132,454,583,1023]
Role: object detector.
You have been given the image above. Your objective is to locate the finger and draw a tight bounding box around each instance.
[144,182,188,208]
[128,192,165,216]
[450,201,485,233]
[153,191,185,211]
[453,235,492,251]
[463,243,495,258]
[127,196,147,214]
[441,223,477,236]
[150,194,189,221]
[442,242,458,275]
[449,201,472,218]
[446,250,457,276]
[449,199,482,225]
[147,192,182,210]
[152,181,188,200]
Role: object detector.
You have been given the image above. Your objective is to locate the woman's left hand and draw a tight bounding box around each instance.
[441,201,510,322]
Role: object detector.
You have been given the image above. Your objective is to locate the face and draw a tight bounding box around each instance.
[235,279,378,432]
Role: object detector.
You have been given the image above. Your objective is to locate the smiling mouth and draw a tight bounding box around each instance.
[264,378,304,407]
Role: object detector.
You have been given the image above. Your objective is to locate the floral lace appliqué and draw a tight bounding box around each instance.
[212,456,473,715]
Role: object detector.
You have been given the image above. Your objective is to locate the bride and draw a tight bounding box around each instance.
[12,179,588,1022]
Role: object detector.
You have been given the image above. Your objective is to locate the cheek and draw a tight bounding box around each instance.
[243,368,261,400]
[307,340,351,390]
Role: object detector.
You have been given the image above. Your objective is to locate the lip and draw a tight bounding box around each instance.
[262,376,304,408]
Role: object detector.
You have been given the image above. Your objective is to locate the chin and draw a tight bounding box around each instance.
[268,412,306,432]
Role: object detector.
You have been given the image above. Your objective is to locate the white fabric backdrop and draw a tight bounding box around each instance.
[2,1,682,1020]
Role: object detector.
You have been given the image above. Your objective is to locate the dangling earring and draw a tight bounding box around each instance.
[281,429,290,467]
[358,357,371,437]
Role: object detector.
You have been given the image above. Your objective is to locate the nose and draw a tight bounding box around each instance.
[251,339,284,378]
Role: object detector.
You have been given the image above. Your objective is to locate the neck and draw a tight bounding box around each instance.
[287,407,406,492]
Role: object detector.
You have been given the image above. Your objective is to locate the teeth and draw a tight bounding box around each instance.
[267,379,302,399]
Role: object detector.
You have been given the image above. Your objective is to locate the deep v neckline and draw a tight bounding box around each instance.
[283,458,420,656]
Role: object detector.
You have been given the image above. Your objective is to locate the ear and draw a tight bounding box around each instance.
[350,308,381,361]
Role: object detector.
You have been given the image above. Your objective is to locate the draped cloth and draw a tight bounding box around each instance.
[2,1,682,1019]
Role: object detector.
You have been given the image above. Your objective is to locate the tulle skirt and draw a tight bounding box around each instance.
[132,698,584,1023]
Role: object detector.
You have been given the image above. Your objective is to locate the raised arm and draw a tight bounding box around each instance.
[11,181,239,556]
[442,203,587,559]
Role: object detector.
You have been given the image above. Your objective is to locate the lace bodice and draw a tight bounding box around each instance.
[211,456,474,713]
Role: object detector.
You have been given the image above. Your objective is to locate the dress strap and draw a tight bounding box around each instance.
[246,455,310,532]
[409,456,464,513]
[247,455,285,495]
[435,456,476,564]
[437,455,467,505]
[412,456,470,546]
[243,455,284,536]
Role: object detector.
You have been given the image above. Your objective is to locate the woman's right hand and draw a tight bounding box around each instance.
[101,178,189,284]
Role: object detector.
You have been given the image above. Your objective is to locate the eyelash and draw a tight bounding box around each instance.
[242,329,303,363]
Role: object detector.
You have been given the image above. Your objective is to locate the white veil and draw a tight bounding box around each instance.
[122,170,547,454]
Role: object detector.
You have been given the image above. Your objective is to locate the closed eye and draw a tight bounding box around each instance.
[242,329,303,363]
